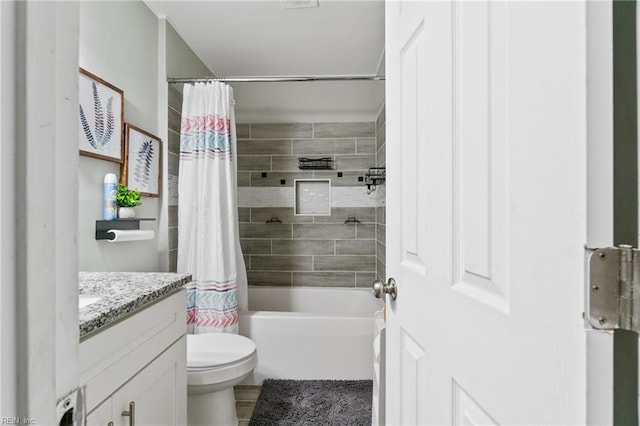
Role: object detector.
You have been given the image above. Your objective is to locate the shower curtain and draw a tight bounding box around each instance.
[178,81,248,334]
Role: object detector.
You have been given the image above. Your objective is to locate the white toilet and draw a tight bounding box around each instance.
[187,333,258,426]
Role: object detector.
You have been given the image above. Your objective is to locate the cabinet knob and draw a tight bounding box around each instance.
[122,401,135,426]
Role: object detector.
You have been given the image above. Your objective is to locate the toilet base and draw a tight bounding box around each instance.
[187,387,238,426]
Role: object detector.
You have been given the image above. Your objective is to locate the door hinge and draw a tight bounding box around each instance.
[587,245,640,332]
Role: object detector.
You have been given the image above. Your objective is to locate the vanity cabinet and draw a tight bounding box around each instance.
[87,338,184,425]
[80,290,187,426]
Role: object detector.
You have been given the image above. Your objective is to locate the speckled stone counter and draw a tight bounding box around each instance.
[79,272,191,338]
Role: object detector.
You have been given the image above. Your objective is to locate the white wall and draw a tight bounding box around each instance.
[78,2,215,272]
[79,1,161,271]
[166,22,211,80]
[232,80,384,123]
[160,19,214,271]
[230,33,384,124]
[231,48,384,124]
[374,51,385,114]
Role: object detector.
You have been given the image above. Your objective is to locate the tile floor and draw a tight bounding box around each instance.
[235,385,262,426]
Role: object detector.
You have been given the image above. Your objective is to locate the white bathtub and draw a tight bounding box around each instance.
[239,286,383,385]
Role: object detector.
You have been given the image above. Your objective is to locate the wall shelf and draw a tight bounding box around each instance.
[298,157,334,170]
[364,167,386,194]
[95,218,156,240]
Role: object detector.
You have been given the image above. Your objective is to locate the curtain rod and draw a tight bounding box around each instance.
[167,75,385,84]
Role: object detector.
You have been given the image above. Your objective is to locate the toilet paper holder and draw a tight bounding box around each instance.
[95,218,156,240]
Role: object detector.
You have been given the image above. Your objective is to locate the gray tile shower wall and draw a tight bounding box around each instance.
[237,121,378,288]
[167,85,182,272]
[375,105,386,282]
[169,115,385,285]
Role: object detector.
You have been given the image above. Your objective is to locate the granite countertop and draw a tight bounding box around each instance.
[79,272,191,339]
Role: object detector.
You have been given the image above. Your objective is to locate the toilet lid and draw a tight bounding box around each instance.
[187,333,256,369]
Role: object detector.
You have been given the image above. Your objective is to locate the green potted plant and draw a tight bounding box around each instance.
[116,183,142,218]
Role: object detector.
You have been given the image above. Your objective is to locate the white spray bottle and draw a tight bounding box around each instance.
[103,173,118,220]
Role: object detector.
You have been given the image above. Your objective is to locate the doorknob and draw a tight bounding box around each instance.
[372,278,397,300]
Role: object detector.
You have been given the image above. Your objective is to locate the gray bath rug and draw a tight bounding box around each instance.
[249,379,372,426]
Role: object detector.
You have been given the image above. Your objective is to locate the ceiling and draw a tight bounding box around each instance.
[145,0,385,77]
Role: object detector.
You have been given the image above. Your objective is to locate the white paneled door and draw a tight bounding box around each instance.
[385,1,590,424]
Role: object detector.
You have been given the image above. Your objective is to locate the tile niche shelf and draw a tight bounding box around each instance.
[95,218,156,240]
[294,179,331,216]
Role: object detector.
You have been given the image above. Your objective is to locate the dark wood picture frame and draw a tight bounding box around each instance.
[121,123,162,197]
[78,67,124,163]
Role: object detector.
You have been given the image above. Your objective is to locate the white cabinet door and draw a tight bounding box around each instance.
[86,398,112,426]
[385,1,589,424]
[112,337,187,426]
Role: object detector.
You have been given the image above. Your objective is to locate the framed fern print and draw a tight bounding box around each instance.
[78,68,124,162]
[122,123,161,197]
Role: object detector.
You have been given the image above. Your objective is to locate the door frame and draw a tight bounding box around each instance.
[579,1,636,424]
[0,1,80,421]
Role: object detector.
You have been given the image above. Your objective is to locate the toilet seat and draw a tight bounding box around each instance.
[188,333,256,369]
[187,333,257,388]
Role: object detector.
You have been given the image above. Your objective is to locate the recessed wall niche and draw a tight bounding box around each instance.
[294,179,331,215]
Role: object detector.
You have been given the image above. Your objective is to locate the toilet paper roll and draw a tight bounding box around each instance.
[107,229,155,242]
